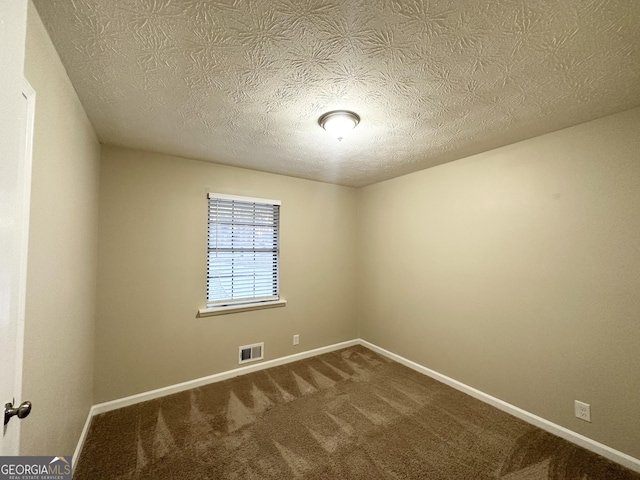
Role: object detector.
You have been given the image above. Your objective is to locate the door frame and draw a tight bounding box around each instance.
[3,79,36,454]
[14,78,36,433]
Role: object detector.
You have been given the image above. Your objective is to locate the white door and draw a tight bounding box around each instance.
[0,81,35,455]
[0,0,29,455]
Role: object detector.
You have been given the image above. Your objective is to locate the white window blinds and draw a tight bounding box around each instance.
[207,193,280,307]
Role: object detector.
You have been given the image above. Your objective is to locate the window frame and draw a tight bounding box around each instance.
[199,193,286,317]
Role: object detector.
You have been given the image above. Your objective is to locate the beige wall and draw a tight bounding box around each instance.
[95,146,358,403]
[22,2,100,456]
[358,106,640,458]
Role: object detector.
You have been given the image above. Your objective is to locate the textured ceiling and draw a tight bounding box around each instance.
[33,0,640,187]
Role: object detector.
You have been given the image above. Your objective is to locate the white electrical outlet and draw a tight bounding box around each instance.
[293,334,299,345]
[575,400,591,422]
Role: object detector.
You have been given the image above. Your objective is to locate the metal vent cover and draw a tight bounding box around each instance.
[239,342,264,365]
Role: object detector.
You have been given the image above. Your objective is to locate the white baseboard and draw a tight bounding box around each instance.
[91,339,359,416]
[360,339,640,474]
[74,337,640,474]
[73,339,358,465]
[72,405,96,471]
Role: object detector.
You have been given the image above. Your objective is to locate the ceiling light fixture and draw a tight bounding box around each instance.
[318,110,360,141]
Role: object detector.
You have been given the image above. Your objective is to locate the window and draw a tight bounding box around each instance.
[206,193,281,311]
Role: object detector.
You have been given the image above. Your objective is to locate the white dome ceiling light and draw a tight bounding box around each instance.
[318,110,360,141]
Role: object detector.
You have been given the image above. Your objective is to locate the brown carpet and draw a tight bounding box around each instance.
[76,346,640,479]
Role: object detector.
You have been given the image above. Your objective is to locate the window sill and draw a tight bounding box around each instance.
[198,299,287,317]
